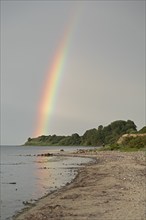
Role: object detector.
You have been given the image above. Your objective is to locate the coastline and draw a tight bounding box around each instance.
[14,151,145,220]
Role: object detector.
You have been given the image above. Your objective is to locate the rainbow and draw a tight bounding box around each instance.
[33,9,81,137]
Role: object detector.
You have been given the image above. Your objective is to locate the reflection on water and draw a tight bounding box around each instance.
[0,145,95,220]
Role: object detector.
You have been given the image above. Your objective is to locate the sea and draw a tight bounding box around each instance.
[0,145,96,220]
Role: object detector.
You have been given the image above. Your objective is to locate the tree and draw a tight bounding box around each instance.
[125,120,137,132]
[27,137,32,142]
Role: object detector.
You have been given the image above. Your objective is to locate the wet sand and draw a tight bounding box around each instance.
[14,151,146,220]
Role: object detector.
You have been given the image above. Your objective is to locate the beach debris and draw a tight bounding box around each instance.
[39,167,51,170]
[61,193,79,200]
[48,204,62,211]
[60,149,64,152]
[23,201,29,205]
[22,200,36,206]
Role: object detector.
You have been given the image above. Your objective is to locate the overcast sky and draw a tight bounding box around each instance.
[1,1,145,145]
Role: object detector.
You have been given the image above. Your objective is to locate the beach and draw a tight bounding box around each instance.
[1,145,94,220]
[14,151,146,220]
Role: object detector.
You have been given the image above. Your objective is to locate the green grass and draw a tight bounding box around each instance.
[98,144,146,152]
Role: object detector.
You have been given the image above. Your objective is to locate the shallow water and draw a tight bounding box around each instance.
[0,145,95,220]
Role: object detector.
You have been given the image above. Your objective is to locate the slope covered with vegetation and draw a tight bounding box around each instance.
[138,126,146,134]
[25,120,139,146]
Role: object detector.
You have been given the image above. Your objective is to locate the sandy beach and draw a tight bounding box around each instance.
[14,151,146,220]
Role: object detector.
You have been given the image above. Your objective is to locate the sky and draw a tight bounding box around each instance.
[1,0,145,145]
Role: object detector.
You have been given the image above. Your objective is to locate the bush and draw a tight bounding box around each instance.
[138,126,146,134]
[125,137,145,149]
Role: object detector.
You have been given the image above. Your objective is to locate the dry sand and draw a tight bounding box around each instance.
[14,151,146,220]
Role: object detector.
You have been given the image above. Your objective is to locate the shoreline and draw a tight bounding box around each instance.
[13,153,96,219]
[14,151,145,220]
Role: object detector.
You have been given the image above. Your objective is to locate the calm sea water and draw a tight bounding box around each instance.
[0,145,95,220]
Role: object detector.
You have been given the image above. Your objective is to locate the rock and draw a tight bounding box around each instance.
[37,152,53,157]
[23,201,30,205]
